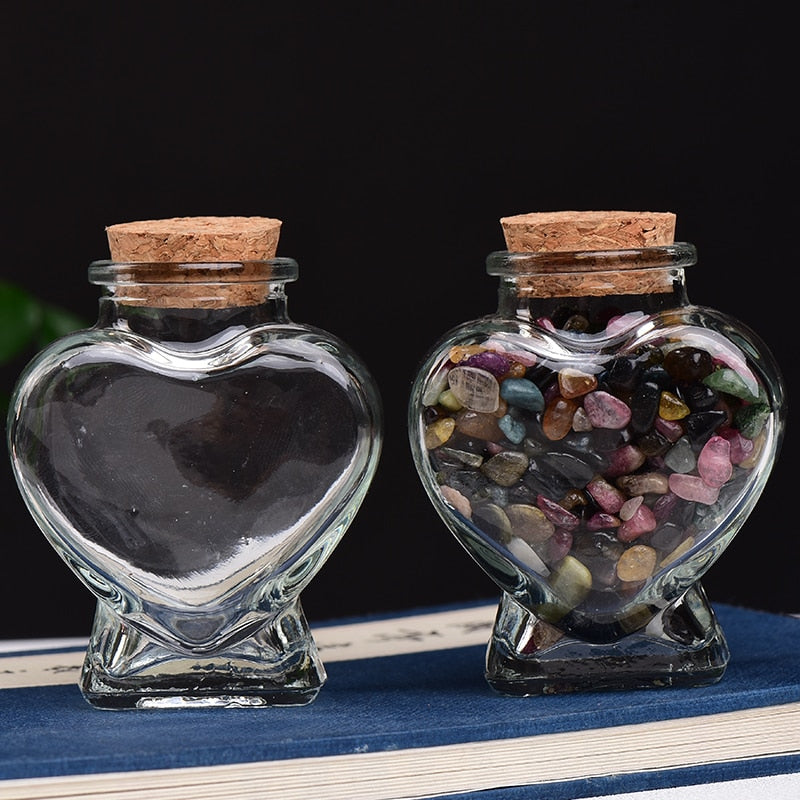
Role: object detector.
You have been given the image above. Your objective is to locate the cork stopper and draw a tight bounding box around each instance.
[498,211,679,298]
[106,216,282,263]
[101,216,284,308]
[500,210,676,253]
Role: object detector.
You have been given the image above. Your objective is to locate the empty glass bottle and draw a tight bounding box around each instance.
[8,217,383,708]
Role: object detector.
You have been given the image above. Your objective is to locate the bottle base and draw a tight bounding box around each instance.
[485,583,730,696]
[79,599,325,709]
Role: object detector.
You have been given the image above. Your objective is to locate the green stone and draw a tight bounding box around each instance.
[548,555,592,609]
[703,367,762,403]
[736,402,771,438]
[480,450,529,487]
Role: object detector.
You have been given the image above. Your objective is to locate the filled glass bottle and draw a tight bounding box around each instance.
[8,217,383,708]
[408,211,786,695]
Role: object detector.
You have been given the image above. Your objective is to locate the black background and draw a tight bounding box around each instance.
[1,3,795,640]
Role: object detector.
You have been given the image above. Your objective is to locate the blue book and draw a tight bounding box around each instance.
[1,600,799,799]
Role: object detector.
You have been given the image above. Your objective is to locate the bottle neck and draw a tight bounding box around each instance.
[488,244,695,334]
[89,259,297,343]
[96,295,290,342]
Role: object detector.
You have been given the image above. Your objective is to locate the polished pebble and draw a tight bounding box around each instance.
[440,485,472,518]
[721,428,755,465]
[697,435,733,488]
[472,503,512,543]
[558,368,598,399]
[537,494,580,530]
[481,450,530,486]
[449,344,486,363]
[549,555,592,608]
[425,417,455,449]
[655,416,684,442]
[572,407,593,432]
[498,414,526,444]
[630,381,661,434]
[586,512,621,530]
[455,410,502,440]
[586,475,625,513]
[618,503,657,542]
[668,473,720,505]
[605,444,646,477]
[506,503,555,544]
[658,391,690,420]
[437,389,463,411]
[703,366,761,403]
[583,390,632,429]
[619,495,644,521]
[616,544,658,582]
[617,472,670,496]
[663,437,696,473]
[500,377,545,412]
[463,350,511,376]
[736,403,770,439]
[448,366,500,412]
[543,396,578,440]
[664,346,714,383]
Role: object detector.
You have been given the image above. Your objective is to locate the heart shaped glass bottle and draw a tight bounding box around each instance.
[409,211,785,695]
[8,217,383,708]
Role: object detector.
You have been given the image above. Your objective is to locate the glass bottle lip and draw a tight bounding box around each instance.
[88,257,299,286]
[486,242,697,276]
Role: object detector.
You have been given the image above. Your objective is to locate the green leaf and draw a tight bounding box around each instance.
[38,304,87,347]
[0,281,42,362]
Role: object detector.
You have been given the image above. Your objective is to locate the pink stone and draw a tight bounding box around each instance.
[586,475,625,513]
[586,512,621,530]
[536,495,580,530]
[619,495,644,521]
[719,427,756,465]
[536,317,557,332]
[655,416,684,442]
[668,474,720,505]
[697,435,733,488]
[583,391,632,430]
[548,528,573,562]
[440,486,472,519]
[617,503,657,542]
[462,350,511,377]
[605,445,646,478]
[653,492,679,523]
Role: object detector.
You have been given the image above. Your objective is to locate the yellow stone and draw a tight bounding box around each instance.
[437,389,462,411]
[558,367,598,399]
[659,536,695,567]
[506,504,555,545]
[616,545,658,582]
[424,417,455,449]
[658,391,690,420]
[449,344,486,363]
